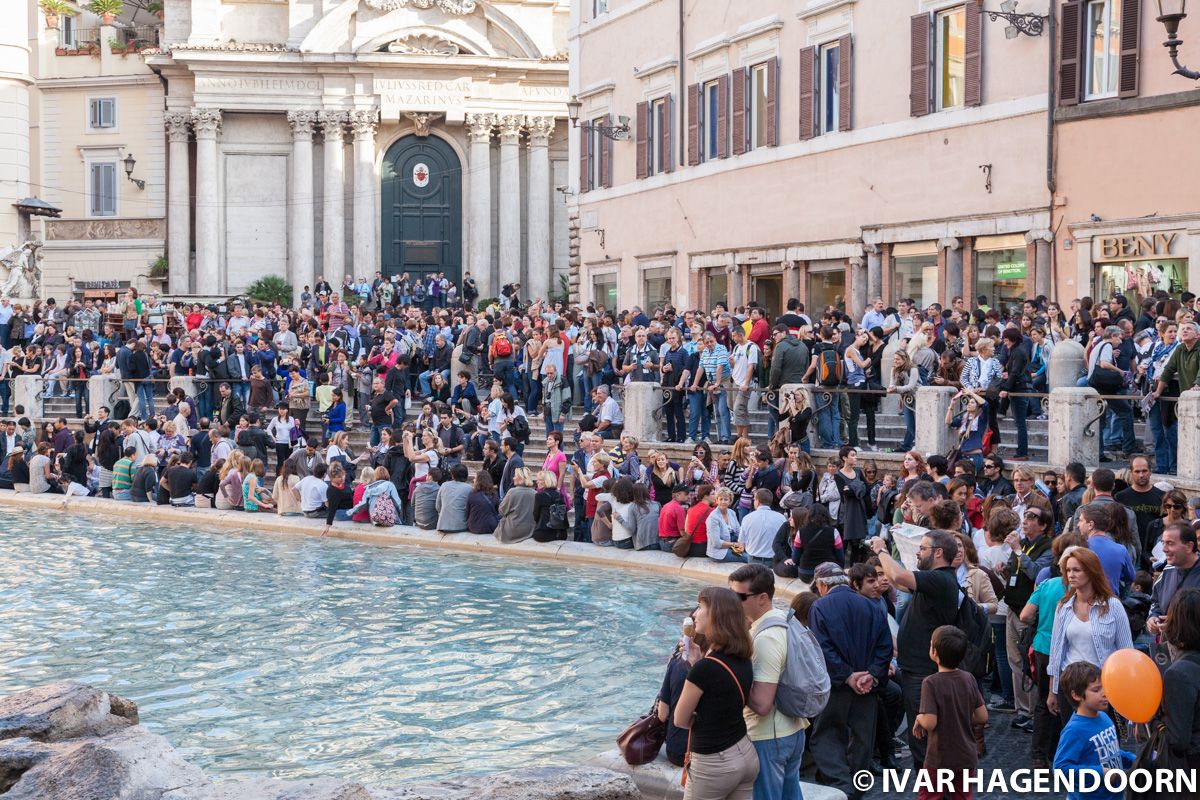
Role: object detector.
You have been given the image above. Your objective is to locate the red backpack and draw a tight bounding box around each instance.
[491,332,514,358]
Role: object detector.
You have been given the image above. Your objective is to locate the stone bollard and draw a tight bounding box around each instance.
[88,374,123,414]
[1177,391,1200,481]
[914,386,958,458]
[622,381,664,444]
[1048,387,1104,468]
[169,376,202,401]
[13,375,43,419]
[1048,339,1086,390]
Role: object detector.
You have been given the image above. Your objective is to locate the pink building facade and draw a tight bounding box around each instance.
[568,0,1200,318]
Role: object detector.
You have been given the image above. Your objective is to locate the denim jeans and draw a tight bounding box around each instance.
[687,389,710,441]
[136,382,155,419]
[899,403,915,451]
[370,423,388,448]
[815,394,842,449]
[418,369,449,398]
[0,378,9,416]
[1103,396,1137,455]
[752,729,806,800]
[711,387,731,442]
[494,361,520,402]
[664,389,686,442]
[990,619,1015,706]
[1150,402,1177,474]
[1010,393,1029,457]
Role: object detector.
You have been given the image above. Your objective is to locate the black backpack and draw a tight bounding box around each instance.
[817,346,843,387]
[111,399,131,421]
[954,586,994,679]
[546,500,569,530]
[508,414,530,442]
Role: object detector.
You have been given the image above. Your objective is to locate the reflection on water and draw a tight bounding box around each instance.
[0,517,699,782]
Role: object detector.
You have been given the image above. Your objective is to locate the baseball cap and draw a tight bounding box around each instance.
[813,562,848,586]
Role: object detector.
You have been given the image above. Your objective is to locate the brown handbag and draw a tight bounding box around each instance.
[616,700,667,766]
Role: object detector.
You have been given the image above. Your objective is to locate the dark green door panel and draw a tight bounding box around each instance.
[381,135,462,284]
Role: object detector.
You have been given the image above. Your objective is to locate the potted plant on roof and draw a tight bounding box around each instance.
[146,1,164,20]
[88,0,124,25]
[40,0,73,30]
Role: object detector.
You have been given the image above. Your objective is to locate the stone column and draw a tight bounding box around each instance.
[497,114,523,290]
[164,111,191,295]
[350,108,379,281]
[88,374,122,415]
[1048,338,1086,390]
[1027,229,1054,300]
[13,376,42,420]
[287,111,317,306]
[939,237,962,307]
[191,108,222,296]
[782,260,799,306]
[915,386,957,457]
[728,264,743,308]
[526,116,554,304]
[467,113,495,300]
[623,381,664,443]
[865,244,882,302]
[1048,387,1105,468]
[169,375,202,402]
[849,255,867,320]
[319,111,348,291]
[1177,392,1200,481]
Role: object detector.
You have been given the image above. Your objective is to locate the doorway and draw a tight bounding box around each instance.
[381,135,462,284]
[752,275,783,319]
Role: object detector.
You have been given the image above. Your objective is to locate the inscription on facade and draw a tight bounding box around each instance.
[378,78,472,116]
[1096,233,1179,261]
[196,77,323,93]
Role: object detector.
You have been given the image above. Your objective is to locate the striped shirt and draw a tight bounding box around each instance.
[699,344,730,383]
[112,458,135,491]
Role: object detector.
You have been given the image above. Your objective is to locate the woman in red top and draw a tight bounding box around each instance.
[351,466,376,522]
[185,303,204,332]
[683,484,717,558]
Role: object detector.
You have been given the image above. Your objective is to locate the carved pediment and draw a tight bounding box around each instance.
[385,33,461,55]
[364,0,477,14]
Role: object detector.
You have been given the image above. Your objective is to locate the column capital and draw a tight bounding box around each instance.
[164,111,191,143]
[287,110,319,139]
[318,110,348,141]
[526,116,555,147]
[466,112,495,143]
[1025,229,1054,244]
[781,259,794,271]
[349,108,380,139]
[190,107,222,139]
[862,243,880,255]
[497,113,524,144]
[849,256,864,268]
[937,237,961,251]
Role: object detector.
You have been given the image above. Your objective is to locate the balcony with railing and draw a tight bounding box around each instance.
[56,23,160,55]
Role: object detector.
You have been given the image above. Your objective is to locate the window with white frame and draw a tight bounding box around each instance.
[89,162,118,217]
[702,80,720,161]
[61,15,76,48]
[592,0,607,18]
[818,41,840,134]
[649,96,668,175]
[935,5,966,111]
[749,62,770,149]
[88,97,116,130]
[589,115,605,190]
[1085,0,1121,99]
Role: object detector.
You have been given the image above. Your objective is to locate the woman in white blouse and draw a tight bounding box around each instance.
[705,487,747,563]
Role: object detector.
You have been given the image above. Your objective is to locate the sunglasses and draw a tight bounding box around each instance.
[1165,503,1184,510]
[733,591,758,601]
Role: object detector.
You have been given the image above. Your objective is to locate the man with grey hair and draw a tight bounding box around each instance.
[1088,324,1136,459]
[808,561,892,800]
[592,385,624,439]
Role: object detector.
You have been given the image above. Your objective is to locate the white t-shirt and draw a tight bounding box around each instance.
[414,449,440,480]
[599,396,624,426]
[730,342,759,386]
[296,475,328,512]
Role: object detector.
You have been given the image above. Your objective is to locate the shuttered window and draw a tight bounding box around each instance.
[690,80,722,164]
[731,67,747,155]
[935,6,967,110]
[89,162,117,217]
[747,59,778,150]
[1059,1,1084,105]
[89,97,116,129]
[597,116,612,189]
[635,101,649,179]
[837,34,853,131]
[818,41,840,134]
[704,80,720,161]
[649,96,672,175]
[1084,0,1121,99]
[911,14,932,117]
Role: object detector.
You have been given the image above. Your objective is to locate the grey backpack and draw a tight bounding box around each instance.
[754,610,831,719]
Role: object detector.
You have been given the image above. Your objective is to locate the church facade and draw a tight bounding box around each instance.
[150,0,570,304]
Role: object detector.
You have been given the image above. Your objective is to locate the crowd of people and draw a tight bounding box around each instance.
[1,276,1199,799]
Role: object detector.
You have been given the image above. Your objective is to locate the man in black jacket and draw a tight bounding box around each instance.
[236,413,271,464]
[998,327,1031,460]
[215,382,246,429]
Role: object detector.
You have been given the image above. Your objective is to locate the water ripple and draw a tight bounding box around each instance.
[0,516,701,783]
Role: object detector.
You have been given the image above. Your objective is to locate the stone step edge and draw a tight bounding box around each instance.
[0,490,813,599]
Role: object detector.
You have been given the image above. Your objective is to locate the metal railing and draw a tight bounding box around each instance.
[61,27,100,50]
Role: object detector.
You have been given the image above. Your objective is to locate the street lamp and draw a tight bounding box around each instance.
[565,95,632,140]
[122,153,145,190]
[984,0,1047,38]
[1156,0,1200,79]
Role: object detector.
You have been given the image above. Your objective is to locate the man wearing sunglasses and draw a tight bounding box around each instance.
[977,455,1013,499]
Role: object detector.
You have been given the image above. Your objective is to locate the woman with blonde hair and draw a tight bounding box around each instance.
[889,350,920,452]
[673,587,759,800]
[961,337,1003,447]
[1046,547,1133,721]
[242,458,275,512]
[532,469,569,543]
[496,466,537,543]
[350,466,377,523]
[215,451,246,510]
[706,487,746,563]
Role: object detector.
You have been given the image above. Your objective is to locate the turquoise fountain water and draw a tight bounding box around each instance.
[0,516,700,782]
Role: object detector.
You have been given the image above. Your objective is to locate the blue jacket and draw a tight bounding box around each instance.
[809,585,893,685]
[1053,711,1134,800]
[325,401,346,433]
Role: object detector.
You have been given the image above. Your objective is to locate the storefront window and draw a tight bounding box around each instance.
[753,274,783,319]
[708,271,728,311]
[975,248,1027,316]
[592,273,618,311]
[643,268,672,311]
[808,262,846,314]
[1095,260,1187,305]
[893,255,939,310]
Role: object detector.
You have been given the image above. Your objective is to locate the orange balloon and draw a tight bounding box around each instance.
[1101,649,1162,723]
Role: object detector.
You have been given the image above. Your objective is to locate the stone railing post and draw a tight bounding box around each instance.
[1048,339,1086,390]
[169,376,202,403]
[1048,387,1104,468]
[88,375,123,415]
[915,386,957,457]
[879,338,904,414]
[623,382,663,443]
[1177,391,1200,481]
[13,376,43,420]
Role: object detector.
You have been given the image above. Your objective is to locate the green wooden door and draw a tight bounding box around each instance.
[381,135,462,285]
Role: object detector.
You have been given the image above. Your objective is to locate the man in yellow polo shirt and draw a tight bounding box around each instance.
[729,563,808,800]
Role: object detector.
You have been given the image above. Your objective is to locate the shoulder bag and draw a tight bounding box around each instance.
[672,514,704,558]
[615,699,667,766]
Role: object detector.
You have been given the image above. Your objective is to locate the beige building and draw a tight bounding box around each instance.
[28,2,168,303]
[568,0,1200,318]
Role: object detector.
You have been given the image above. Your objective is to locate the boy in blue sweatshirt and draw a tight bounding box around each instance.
[1052,661,1135,800]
